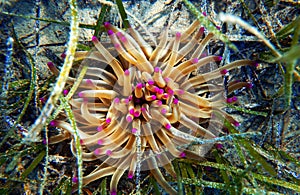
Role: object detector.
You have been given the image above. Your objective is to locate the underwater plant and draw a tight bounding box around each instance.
[47,20,256,194]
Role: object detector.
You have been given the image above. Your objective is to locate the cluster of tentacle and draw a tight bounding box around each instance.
[48,20,256,194]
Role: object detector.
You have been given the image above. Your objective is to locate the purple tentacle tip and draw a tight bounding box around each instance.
[107,29,114,36]
[91,36,98,42]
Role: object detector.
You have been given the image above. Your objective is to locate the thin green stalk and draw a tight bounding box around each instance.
[226,104,268,117]
[179,162,193,195]
[180,160,300,192]
[115,0,130,28]
[49,66,88,194]
[182,0,237,51]
[21,150,46,180]
[60,95,83,194]
[238,0,261,30]
[284,60,297,108]
[39,127,49,194]
[26,0,79,142]
[94,4,111,37]
[219,12,281,58]
[173,160,184,195]
[283,16,300,108]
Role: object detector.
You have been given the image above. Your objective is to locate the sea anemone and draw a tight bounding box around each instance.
[48,20,256,194]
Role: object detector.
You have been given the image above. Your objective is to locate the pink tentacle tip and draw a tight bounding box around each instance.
[110,190,117,195]
[129,108,135,115]
[202,12,207,16]
[63,89,69,96]
[47,61,54,67]
[94,148,100,155]
[107,29,114,36]
[114,97,120,103]
[232,96,238,102]
[216,56,223,61]
[161,108,167,115]
[177,89,184,95]
[220,69,228,75]
[39,97,46,103]
[233,121,240,127]
[151,95,157,100]
[154,86,159,93]
[78,92,84,98]
[154,67,161,73]
[175,32,181,39]
[246,83,253,89]
[158,89,164,94]
[97,139,104,145]
[126,115,133,122]
[91,36,98,42]
[106,150,112,156]
[114,43,121,49]
[42,139,48,145]
[136,83,143,89]
[124,69,130,76]
[72,177,78,183]
[216,25,221,30]
[148,80,154,85]
[164,77,170,83]
[191,58,199,64]
[215,143,223,150]
[173,98,179,104]
[50,120,57,127]
[131,128,137,134]
[162,93,169,99]
[226,97,233,103]
[80,139,84,145]
[134,111,140,117]
[103,22,110,28]
[165,123,171,130]
[116,31,122,37]
[106,118,112,124]
[121,36,127,42]
[167,89,174,95]
[156,100,162,106]
[124,98,130,104]
[60,52,66,59]
[128,171,134,179]
[86,79,93,85]
[180,152,186,158]
[199,26,205,33]
[97,125,103,132]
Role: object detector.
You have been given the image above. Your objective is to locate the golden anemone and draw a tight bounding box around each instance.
[48,20,256,194]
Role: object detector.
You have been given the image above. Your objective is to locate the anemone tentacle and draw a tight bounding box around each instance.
[49,19,256,194]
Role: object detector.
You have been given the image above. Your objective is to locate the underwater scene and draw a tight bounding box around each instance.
[0,0,299,194]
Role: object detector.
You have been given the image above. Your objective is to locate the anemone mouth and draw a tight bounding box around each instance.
[49,20,256,194]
